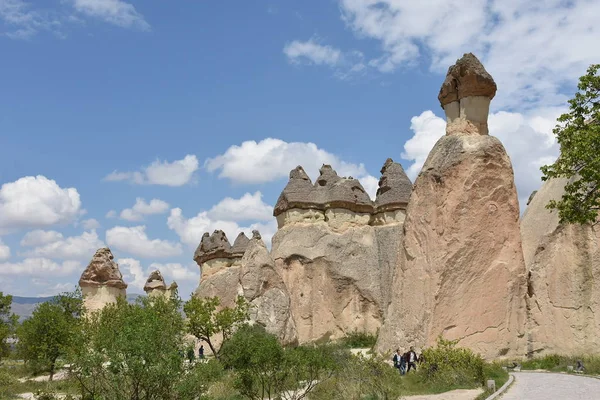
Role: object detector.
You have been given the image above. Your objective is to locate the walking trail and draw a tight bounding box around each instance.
[501,371,600,400]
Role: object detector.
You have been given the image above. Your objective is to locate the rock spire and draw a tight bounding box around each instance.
[438,53,497,135]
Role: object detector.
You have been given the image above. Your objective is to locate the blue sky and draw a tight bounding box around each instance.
[1,0,598,298]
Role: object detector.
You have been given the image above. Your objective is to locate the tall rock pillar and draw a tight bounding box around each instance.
[79,248,127,313]
[377,53,527,359]
[521,177,600,356]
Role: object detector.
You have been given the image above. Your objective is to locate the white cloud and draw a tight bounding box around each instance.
[149,262,199,283]
[23,230,104,260]
[205,138,378,199]
[104,155,199,187]
[106,225,182,258]
[283,38,366,80]
[401,111,448,178]
[284,38,342,66]
[71,0,149,30]
[207,192,272,222]
[0,239,10,261]
[20,229,63,247]
[117,257,146,291]
[0,258,80,276]
[401,109,561,207]
[0,176,82,234]
[0,0,62,39]
[106,210,117,218]
[168,208,278,249]
[336,0,600,110]
[120,198,170,222]
[81,218,100,230]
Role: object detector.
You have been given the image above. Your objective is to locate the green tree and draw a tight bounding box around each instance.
[0,292,18,361]
[17,291,82,380]
[70,295,192,400]
[541,64,600,224]
[183,295,249,359]
[220,325,339,400]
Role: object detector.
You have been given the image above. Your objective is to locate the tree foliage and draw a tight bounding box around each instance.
[0,292,18,361]
[183,295,249,359]
[70,295,191,400]
[17,291,82,379]
[220,325,339,400]
[541,64,600,224]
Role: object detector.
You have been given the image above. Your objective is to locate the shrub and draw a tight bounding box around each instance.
[341,330,378,349]
[419,337,485,389]
[221,325,340,400]
[311,353,403,400]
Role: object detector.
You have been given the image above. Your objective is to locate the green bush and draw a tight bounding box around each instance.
[341,330,378,349]
[419,337,485,390]
[221,325,340,400]
[311,353,403,400]
[521,354,600,374]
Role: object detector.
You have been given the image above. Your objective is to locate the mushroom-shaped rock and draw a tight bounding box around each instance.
[314,165,374,213]
[273,166,316,216]
[231,232,251,257]
[252,229,262,240]
[79,248,127,289]
[144,270,167,293]
[438,53,497,135]
[374,158,412,212]
[193,230,232,265]
[438,53,496,106]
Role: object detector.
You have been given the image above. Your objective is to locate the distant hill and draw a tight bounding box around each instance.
[10,293,143,320]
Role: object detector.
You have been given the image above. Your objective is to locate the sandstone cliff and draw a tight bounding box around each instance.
[194,230,297,344]
[271,162,411,343]
[521,177,600,355]
[79,247,127,313]
[377,53,527,359]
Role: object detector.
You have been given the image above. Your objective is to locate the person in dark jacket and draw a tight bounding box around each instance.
[393,349,403,373]
[406,346,418,373]
[198,345,205,359]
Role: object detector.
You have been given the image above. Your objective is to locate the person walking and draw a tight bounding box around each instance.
[393,349,403,374]
[198,344,205,359]
[406,346,418,373]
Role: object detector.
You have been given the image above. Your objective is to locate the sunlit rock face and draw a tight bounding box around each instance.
[377,53,527,359]
[271,161,412,343]
[193,230,297,345]
[521,176,600,356]
[79,247,127,313]
[144,270,178,298]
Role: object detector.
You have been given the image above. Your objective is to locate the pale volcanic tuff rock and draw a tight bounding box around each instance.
[521,176,600,356]
[79,248,127,313]
[194,230,297,344]
[438,53,497,136]
[274,165,374,231]
[372,158,412,225]
[193,230,250,280]
[144,270,178,298]
[377,54,527,359]
[268,159,411,343]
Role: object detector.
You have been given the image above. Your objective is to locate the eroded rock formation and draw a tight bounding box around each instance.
[271,161,411,343]
[194,230,297,344]
[79,248,127,313]
[521,177,600,355]
[144,270,178,298]
[377,53,527,359]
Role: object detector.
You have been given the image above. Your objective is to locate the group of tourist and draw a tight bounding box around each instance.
[392,346,423,375]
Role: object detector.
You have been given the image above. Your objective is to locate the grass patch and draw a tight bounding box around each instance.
[520,354,600,374]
